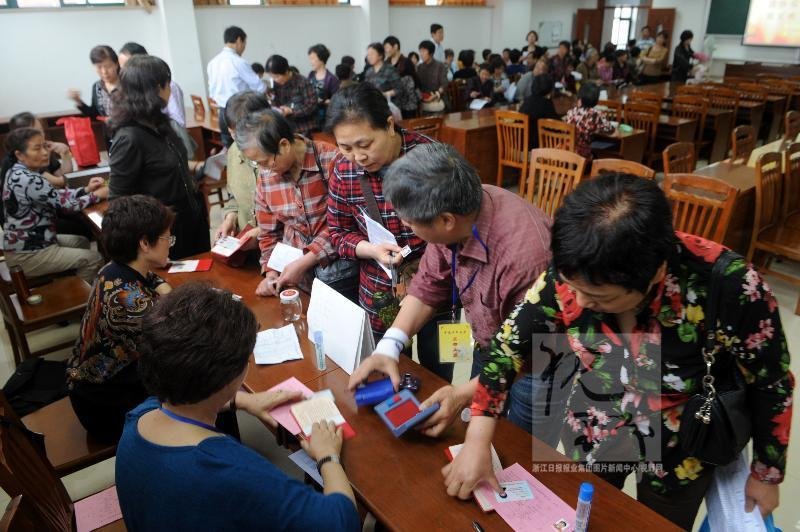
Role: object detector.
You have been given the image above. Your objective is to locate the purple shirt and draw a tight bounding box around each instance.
[407,185,552,348]
[164,80,186,127]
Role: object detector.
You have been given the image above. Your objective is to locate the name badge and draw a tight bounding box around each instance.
[437,321,473,363]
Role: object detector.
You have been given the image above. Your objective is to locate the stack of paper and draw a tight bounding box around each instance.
[266,242,304,272]
[705,450,767,531]
[290,390,346,437]
[254,324,304,365]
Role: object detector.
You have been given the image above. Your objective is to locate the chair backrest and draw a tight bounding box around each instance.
[537,118,576,152]
[784,142,800,218]
[190,95,205,122]
[597,99,622,121]
[524,148,586,217]
[447,79,467,113]
[736,82,769,103]
[731,125,756,161]
[623,101,659,152]
[707,87,740,116]
[495,110,529,167]
[675,84,707,97]
[589,158,655,180]
[0,391,73,531]
[207,97,220,129]
[663,174,738,243]
[785,110,800,141]
[753,152,784,239]
[662,142,697,174]
[671,94,708,143]
[723,76,749,85]
[402,116,445,140]
[628,90,663,110]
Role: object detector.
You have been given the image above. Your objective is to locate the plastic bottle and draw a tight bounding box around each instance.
[574,482,594,532]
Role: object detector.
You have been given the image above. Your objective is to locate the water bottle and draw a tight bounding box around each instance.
[279,289,302,322]
[574,482,594,532]
[313,330,326,371]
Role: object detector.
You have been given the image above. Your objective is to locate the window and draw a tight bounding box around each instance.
[610,6,638,49]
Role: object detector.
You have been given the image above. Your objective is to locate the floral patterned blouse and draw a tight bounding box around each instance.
[565,106,614,159]
[471,233,794,494]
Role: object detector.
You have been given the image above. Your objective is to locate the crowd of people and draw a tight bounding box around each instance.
[0,21,793,532]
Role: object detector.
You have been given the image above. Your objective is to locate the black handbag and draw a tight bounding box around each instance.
[679,252,751,466]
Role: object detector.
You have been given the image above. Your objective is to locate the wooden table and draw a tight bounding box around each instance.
[185,115,222,159]
[694,160,756,254]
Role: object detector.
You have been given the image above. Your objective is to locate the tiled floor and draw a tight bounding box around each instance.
[1,201,798,531]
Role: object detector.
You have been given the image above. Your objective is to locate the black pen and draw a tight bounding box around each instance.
[472,521,485,532]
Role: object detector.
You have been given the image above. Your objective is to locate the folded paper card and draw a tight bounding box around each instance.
[168,259,213,273]
[74,485,122,532]
[267,242,304,273]
[267,377,314,435]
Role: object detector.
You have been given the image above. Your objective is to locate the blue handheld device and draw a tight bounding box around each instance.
[375,389,440,437]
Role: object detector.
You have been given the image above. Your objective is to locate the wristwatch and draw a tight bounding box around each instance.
[316,454,342,473]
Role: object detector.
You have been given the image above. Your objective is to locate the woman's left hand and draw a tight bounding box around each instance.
[85,176,106,193]
[745,475,780,517]
[237,390,305,427]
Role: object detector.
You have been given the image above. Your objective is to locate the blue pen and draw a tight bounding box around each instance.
[313,330,326,371]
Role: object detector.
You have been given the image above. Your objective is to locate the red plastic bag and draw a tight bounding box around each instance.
[55,117,100,167]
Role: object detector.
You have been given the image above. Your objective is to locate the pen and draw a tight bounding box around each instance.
[471,521,485,532]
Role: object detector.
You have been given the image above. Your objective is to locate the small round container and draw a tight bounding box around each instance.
[26,294,43,306]
[279,289,302,322]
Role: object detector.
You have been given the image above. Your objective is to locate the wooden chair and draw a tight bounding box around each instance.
[589,158,655,180]
[628,90,663,110]
[0,393,125,531]
[662,142,697,174]
[446,79,468,113]
[671,94,709,148]
[623,101,660,166]
[537,119,576,152]
[707,87,740,118]
[747,152,800,315]
[598,100,622,122]
[524,148,586,218]
[402,115,445,140]
[785,110,800,141]
[207,97,220,130]
[0,264,91,365]
[731,125,756,161]
[783,142,800,228]
[190,95,206,122]
[200,166,229,214]
[663,174,738,244]
[736,82,769,104]
[675,84,707,97]
[495,110,529,190]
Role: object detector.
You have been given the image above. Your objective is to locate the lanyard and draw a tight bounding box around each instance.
[159,406,222,433]
[449,225,489,321]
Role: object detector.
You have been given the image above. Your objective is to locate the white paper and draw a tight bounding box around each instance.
[288,449,324,487]
[211,236,244,258]
[306,278,374,375]
[266,242,304,273]
[504,83,517,102]
[204,150,227,181]
[364,213,397,277]
[87,211,103,229]
[469,99,489,110]
[168,260,199,273]
[705,450,767,532]
[254,324,304,365]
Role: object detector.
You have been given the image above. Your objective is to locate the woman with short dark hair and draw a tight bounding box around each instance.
[671,30,695,82]
[363,42,401,100]
[266,54,319,136]
[67,45,120,119]
[115,283,360,531]
[67,195,175,442]
[308,43,340,127]
[519,74,559,149]
[108,55,210,260]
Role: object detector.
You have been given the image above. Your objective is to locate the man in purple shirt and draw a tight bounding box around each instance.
[348,143,552,437]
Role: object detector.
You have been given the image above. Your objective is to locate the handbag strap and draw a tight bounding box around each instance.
[358,173,384,227]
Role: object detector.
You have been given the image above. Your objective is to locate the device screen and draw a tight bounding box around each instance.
[385,399,420,427]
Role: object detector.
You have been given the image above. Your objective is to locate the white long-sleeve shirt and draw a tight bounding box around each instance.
[207,47,266,108]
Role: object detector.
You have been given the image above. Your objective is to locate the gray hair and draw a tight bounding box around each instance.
[383,143,483,224]
[233,109,293,156]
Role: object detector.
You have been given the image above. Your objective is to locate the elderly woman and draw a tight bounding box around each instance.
[9,112,71,188]
[67,195,174,442]
[363,42,401,101]
[266,54,319,137]
[308,44,340,128]
[115,283,360,531]
[234,109,357,301]
[576,48,601,85]
[1,128,105,283]
[68,45,120,120]
[640,31,669,85]
[445,173,793,530]
[672,30,695,82]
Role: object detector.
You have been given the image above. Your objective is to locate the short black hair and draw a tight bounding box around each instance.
[458,49,475,68]
[308,43,331,64]
[509,49,522,64]
[235,109,295,156]
[578,83,600,108]
[419,40,435,55]
[408,51,420,63]
[335,63,352,80]
[224,90,271,131]
[224,26,246,44]
[445,48,454,59]
[430,23,443,34]
[559,40,571,50]
[531,73,554,98]
[488,56,505,72]
[482,48,491,60]
[478,62,491,73]
[251,62,265,76]
[627,39,637,48]
[552,173,675,293]
[119,42,147,56]
[630,46,641,58]
[383,35,400,49]
[8,112,36,131]
[658,30,669,40]
[367,42,385,59]
[680,30,694,44]
[642,25,652,33]
[341,55,356,67]
[90,45,118,65]
[139,283,258,405]
[102,195,175,264]
[326,83,392,132]
[265,54,289,75]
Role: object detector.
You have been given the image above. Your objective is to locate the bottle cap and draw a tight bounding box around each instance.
[314,330,323,344]
[578,482,594,502]
[279,289,299,303]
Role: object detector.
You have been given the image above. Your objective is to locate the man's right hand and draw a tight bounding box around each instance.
[348,354,401,391]
[255,271,280,297]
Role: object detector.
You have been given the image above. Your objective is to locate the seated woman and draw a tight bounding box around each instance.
[363,42,401,102]
[519,74,559,150]
[564,83,614,161]
[445,173,793,530]
[597,51,615,84]
[108,55,210,260]
[67,45,120,120]
[67,195,174,442]
[9,112,71,188]
[235,110,358,303]
[1,128,105,283]
[213,90,270,247]
[465,63,494,107]
[612,49,632,83]
[115,283,360,531]
[266,54,319,137]
[576,49,601,85]
[453,49,477,80]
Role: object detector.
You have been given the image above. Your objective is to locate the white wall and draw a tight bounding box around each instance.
[0,7,165,117]
[529,0,595,49]
[388,7,493,59]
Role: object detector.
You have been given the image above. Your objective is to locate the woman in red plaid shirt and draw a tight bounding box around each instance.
[325,83,454,381]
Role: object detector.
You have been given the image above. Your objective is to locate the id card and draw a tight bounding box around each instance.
[437,322,472,363]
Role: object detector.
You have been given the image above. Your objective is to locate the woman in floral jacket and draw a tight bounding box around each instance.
[444,174,793,530]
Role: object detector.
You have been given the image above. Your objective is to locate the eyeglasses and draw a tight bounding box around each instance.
[159,235,176,247]
[247,156,276,170]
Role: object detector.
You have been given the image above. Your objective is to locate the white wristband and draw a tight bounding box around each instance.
[373,327,409,362]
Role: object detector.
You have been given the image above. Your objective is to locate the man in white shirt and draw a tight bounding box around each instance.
[430,23,445,63]
[207,26,266,147]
